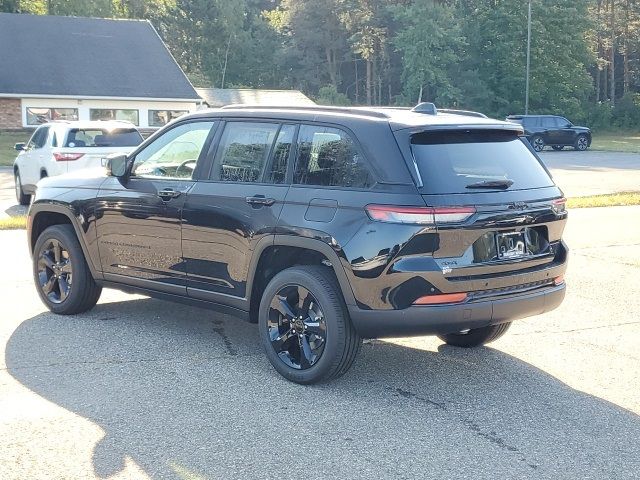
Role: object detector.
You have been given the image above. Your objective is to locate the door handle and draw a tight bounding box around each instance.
[157,188,182,201]
[246,195,276,207]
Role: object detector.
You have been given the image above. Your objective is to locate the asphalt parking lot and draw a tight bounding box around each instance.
[1,205,639,479]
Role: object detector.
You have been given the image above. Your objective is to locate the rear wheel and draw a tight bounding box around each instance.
[33,225,102,315]
[14,170,31,205]
[574,135,589,151]
[258,265,361,384]
[551,145,564,151]
[438,322,511,348]
[531,135,545,152]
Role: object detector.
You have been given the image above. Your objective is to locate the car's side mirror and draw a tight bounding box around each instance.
[106,154,129,178]
[14,143,26,151]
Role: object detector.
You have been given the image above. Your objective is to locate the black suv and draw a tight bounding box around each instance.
[506,114,591,152]
[27,105,568,384]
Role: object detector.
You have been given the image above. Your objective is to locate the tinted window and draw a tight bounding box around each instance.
[542,117,558,127]
[411,130,554,194]
[210,122,279,183]
[133,121,214,179]
[267,124,295,184]
[65,128,143,147]
[294,125,372,188]
[29,126,49,149]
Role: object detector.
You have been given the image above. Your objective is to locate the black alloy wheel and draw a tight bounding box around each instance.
[531,135,545,152]
[259,266,361,384]
[37,238,73,304]
[575,135,589,151]
[267,285,327,370]
[33,225,102,315]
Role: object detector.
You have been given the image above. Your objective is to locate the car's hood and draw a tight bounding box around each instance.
[37,168,108,190]
[573,125,591,132]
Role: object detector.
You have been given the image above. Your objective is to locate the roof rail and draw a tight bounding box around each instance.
[220,104,391,119]
[439,108,488,119]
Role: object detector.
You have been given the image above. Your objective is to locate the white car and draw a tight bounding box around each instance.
[13,120,143,205]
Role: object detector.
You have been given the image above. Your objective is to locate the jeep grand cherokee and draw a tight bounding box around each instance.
[27,104,568,384]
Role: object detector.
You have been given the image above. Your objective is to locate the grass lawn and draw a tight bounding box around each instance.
[591,132,640,153]
[0,131,30,167]
[0,215,27,230]
[567,191,640,208]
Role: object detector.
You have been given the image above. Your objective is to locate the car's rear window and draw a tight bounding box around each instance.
[411,130,554,194]
[64,128,143,148]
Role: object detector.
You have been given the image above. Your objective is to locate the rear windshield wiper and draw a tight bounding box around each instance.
[465,179,514,190]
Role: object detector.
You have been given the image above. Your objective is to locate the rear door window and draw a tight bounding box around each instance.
[209,122,280,183]
[411,130,554,194]
[293,125,372,189]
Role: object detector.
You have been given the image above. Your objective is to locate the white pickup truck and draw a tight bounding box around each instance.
[13,120,143,205]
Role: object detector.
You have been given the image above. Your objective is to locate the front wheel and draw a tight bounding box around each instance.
[530,135,545,152]
[438,322,511,348]
[33,224,102,315]
[258,265,361,384]
[14,170,31,206]
[574,135,589,151]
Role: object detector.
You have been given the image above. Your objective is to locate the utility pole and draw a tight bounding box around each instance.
[525,0,532,114]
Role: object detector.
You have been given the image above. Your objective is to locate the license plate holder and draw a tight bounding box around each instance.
[496,231,527,259]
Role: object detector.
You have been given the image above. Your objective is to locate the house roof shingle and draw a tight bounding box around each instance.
[196,88,315,108]
[0,13,199,100]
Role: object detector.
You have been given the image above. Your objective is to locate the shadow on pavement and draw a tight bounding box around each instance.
[6,297,640,479]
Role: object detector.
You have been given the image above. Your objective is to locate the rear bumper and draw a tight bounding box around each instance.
[348,283,565,339]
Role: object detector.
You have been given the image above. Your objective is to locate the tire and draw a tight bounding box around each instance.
[14,170,31,206]
[40,170,48,179]
[530,135,545,152]
[258,265,361,384]
[574,134,589,151]
[551,145,564,151]
[438,322,512,348]
[33,224,102,315]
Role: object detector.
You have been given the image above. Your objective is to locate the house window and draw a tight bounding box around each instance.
[148,110,188,127]
[90,109,139,125]
[26,107,78,125]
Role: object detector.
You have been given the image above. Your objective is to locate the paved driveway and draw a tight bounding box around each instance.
[539,150,640,197]
[1,207,639,479]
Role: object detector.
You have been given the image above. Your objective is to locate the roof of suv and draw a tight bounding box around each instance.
[188,105,522,132]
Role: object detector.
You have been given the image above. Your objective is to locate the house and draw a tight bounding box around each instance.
[196,88,315,108]
[0,13,201,131]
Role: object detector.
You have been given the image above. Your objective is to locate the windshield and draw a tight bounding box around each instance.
[411,130,554,194]
[64,128,143,148]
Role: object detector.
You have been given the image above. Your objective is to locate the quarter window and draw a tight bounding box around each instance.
[132,121,214,179]
[90,109,139,125]
[293,125,372,188]
[210,122,279,183]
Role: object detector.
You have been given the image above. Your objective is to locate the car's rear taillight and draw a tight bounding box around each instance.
[54,153,84,161]
[365,205,476,225]
[552,197,567,214]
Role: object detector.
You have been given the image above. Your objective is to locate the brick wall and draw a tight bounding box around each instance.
[0,98,22,129]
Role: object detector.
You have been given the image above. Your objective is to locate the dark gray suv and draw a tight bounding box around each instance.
[506,114,591,152]
[27,104,568,384]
